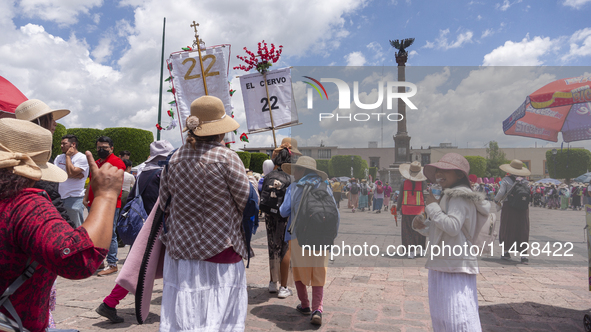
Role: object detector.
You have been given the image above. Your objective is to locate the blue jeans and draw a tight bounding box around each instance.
[107,208,120,266]
[63,196,84,228]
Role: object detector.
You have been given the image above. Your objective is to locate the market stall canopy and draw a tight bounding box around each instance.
[0,76,27,119]
[574,172,591,184]
[503,74,591,143]
[535,178,562,185]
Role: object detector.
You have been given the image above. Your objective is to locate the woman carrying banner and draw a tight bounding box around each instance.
[158,96,251,331]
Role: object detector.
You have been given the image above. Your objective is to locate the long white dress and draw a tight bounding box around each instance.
[160,252,248,332]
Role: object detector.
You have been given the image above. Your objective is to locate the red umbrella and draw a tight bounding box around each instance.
[0,76,27,119]
[503,74,591,142]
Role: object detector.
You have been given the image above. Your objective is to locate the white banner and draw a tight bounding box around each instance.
[239,68,298,133]
[169,46,232,133]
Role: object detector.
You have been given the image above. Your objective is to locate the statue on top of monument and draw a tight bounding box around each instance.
[389,38,415,57]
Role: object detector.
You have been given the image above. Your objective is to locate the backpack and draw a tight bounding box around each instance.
[290,182,339,247]
[376,184,384,194]
[506,178,531,210]
[117,171,158,246]
[350,183,359,195]
[242,182,259,268]
[446,195,497,256]
[360,184,368,196]
[259,169,291,217]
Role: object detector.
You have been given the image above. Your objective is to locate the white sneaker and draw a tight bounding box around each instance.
[268,281,278,293]
[277,286,293,298]
[408,251,415,259]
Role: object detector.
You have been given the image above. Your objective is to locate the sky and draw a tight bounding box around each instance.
[1,0,591,153]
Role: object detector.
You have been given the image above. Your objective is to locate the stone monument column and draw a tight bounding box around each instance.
[390,38,414,164]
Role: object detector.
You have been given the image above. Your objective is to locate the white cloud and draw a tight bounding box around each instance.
[92,36,113,63]
[562,0,591,9]
[482,34,556,65]
[424,29,473,50]
[477,15,482,20]
[92,13,101,25]
[496,0,522,11]
[345,51,366,66]
[18,0,103,26]
[366,41,385,64]
[561,27,591,62]
[481,28,494,39]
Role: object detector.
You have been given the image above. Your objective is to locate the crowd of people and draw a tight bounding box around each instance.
[0,95,581,331]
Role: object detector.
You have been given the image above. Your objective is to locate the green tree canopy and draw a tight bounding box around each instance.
[52,123,67,159]
[546,148,591,182]
[465,156,487,177]
[249,152,269,174]
[328,155,368,179]
[486,141,509,177]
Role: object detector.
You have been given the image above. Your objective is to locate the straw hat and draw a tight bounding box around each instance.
[424,153,470,183]
[15,99,70,122]
[0,118,67,182]
[273,137,302,156]
[183,96,239,136]
[399,161,427,182]
[499,159,531,176]
[282,156,327,181]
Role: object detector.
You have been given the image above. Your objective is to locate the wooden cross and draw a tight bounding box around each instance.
[190,21,199,33]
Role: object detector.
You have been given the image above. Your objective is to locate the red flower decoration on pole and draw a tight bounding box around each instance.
[233,40,283,74]
[156,124,163,131]
[240,133,249,143]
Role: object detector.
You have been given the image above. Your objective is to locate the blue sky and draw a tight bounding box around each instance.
[1,0,591,151]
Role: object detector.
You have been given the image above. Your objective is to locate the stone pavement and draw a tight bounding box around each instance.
[53,203,591,331]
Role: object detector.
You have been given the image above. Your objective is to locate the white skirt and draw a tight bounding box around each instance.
[428,270,481,332]
[160,252,248,332]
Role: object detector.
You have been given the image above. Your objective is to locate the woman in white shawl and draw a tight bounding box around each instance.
[413,153,490,332]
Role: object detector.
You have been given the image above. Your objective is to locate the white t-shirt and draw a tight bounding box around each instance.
[122,172,136,192]
[54,152,89,198]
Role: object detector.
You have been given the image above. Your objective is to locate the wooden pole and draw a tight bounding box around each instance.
[262,72,277,148]
[157,17,166,140]
[196,38,208,95]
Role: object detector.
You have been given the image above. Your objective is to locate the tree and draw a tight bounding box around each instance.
[315,159,330,178]
[486,141,509,177]
[465,156,487,177]
[328,155,368,179]
[249,152,269,174]
[52,123,67,159]
[546,148,591,183]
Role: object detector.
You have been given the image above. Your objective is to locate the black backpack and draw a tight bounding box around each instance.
[507,179,531,210]
[350,183,359,195]
[360,184,368,195]
[290,182,339,247]
[260,169,291,217]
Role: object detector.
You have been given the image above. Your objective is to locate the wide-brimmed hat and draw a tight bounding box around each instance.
[282,156,327,180]
[15,99,70,122]
[145,140,175,163]
[499,159,531,176]
[0,118,67,182]
[424,153,470,183]
[399,161,427,182]
[273,137,302,156]
[183,96,239,136]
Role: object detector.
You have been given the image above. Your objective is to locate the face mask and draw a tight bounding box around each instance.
[97,148,110,159]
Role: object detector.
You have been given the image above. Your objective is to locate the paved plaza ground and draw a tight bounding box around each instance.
[53,202,591,331]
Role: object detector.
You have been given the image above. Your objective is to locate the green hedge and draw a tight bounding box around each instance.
[546,148,591,180]
[465,156,487,177]
[64,127,153,165]
[316,159,330,177]
[236,151,251,170]
[250,152,269,173]
[328,155,368,179]
[52,123,67,159]
[102,128,153,166]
